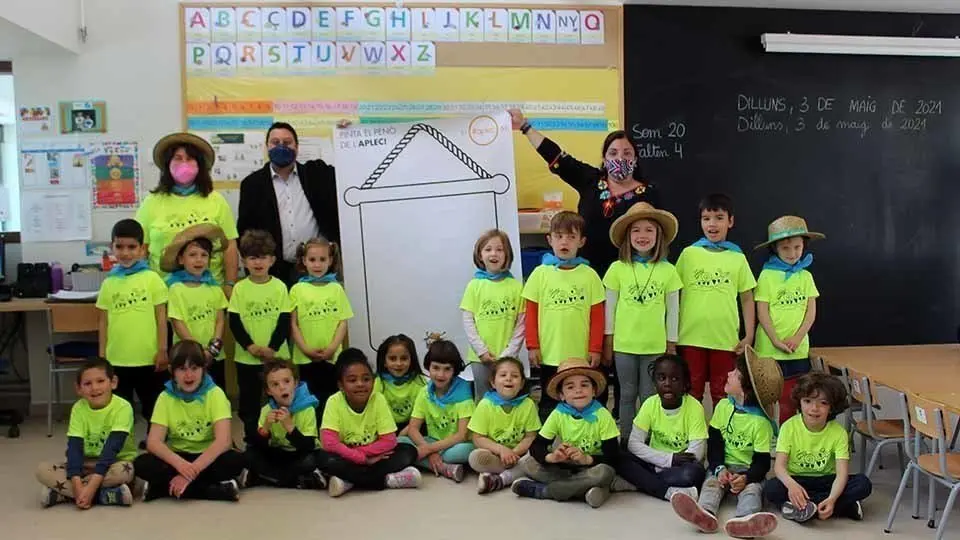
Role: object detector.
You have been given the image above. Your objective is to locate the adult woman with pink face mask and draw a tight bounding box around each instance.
[136,133,239,296]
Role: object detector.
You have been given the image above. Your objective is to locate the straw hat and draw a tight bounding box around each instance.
[152,132,215,170]
[609,202,679,248]
[545,358,608,401]
[743,345,785,424]
[754,215,825,250]
[160,224,227,273]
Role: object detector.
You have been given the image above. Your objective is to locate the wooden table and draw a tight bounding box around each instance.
[0,297,54,313]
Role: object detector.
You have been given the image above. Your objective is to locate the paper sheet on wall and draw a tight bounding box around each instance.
[298,136,335,165]
[89,141,141,208]
[20,142,89,189]
[21,189,92,242]
[196,131,265,182]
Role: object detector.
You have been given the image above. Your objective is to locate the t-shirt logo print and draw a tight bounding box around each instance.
[174,418,212,440]
[653,428,687,452]
[343,428,377,447]
[187,301,216,323]
[109,287,150,313]
[166,211,213,233]
[492,425,524,446]
[391,399,414,418]
[85,427,110,455]
[573,436,602,455]
[692,268,732,289]
[627,280,665,305]
[244,299,281,321]
[722,423,752,450]
[545,286,587,311]
[304,299,339,320]
[774,288,807,310]
[477,297,518,321]
[434,410,458,433]
[794,449,830,471]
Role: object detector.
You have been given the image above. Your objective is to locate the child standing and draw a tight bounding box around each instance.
[96,219,169,427]
[36,358,137,508]
[512,359,618,508]
[290,237,353,418]
[754,216,823,424]
[229,230,292,443]
[764,373,872,523]
[401,339,476,483]
[468,357,541,494]
[604,202,682,440]
[318,348,420,497]
[134,341,246,502]
[677,194,757,406]
[373,334,427,435]
[161,224,229,388]
[616,354,708,502]
[671,346,783,538]
[461,229,525,399]
[523,211,606,420]
[245,360,325,489]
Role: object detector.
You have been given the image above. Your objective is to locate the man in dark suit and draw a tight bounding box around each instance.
[237,122,340,287]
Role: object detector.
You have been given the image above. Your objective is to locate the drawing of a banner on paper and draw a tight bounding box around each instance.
[335,113,520,365]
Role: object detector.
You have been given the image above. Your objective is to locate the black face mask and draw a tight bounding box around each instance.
[268,145,296,167]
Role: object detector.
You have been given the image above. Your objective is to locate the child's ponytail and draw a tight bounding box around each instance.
[295,236,341,279]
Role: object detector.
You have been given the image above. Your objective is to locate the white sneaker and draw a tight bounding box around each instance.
[40,486,67,508]
[385,466,421,489]
[328,476,354,498]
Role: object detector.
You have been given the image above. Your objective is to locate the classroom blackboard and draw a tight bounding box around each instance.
[624,6,960,347]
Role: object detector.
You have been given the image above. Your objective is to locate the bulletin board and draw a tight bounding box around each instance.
[180,3,623,210]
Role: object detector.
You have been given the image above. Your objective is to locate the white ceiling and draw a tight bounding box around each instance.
[625,0,960,13]
[0,18,71,60]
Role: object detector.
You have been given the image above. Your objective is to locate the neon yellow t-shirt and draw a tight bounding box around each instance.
[228,277,292,365]
[709,398,773,467]
[754,269,820,360]
[603,260,683,355]
[373,375,427,424]
[522,264,605,367]
[467,397,541,448]
[290,281,354,365]
[459,277,525,362]
[168,282,228,360]
[633,394,708,453]
[540,406,619,456]
[411,387,475,440]
[320,392,396,447]
[151,386,232,454]
[135,191,239,282]
[777,415,849,476]
[258,404,319,451]
[67,395,138,462]
[677,246,757,351]
[95,270,169,367]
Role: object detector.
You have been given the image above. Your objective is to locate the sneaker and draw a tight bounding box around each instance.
[40,486,68,508]
[610,475,637,493]
[724,513,778,538]
[202,479,240,502]
[441,464,465,483]
[671,490,718,533]
[512,478,547,500]
[385,466,422,489]
[328,476,353,498]
[478,472,504,494]
[665,485,699,502]
[97,485,133,507]
[468,449,503,474]
[236,468,250,489]
[782,501,817,523]
[845,501,864,521]
[584,487,611,508]
[299,468,328,490]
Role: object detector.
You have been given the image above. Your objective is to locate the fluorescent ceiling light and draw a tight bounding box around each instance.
[761,33,960,57]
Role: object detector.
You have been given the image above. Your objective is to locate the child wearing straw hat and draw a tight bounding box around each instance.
[671,346,783,538]
[511,359,618,508]
[753,216,823,424]
[603,202,682,440]
[161,224,229,389]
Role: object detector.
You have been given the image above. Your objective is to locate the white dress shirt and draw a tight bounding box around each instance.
[271,164,320,262]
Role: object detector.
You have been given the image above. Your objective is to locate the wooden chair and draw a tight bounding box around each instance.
[46,303,99,436]
[884,392,960,540]
[809,355,825,373]
[846,367,907,478]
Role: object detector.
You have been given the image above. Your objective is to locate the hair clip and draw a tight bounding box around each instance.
[423,331,446,348]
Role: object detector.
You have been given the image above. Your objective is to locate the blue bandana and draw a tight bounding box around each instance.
[380,372,418,385]
[298,273,338,284]
[165,269,218,287]
[632,254,651,267]
[269,381,319,414]
[692,237,743,253]
[728,396,779,435]
[763,254,813,280]
[164,374,216,403]
[542,253,590,268]
[555,399,604,423]
[482,390,529,408]
[426,377,472,409]
[108,259,150,277]
[171,184,198,196]
[474,269,513,281]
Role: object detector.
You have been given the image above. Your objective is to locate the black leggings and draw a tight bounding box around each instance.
[245,446,321,488]
[235,363,264,443]
[113,366,167,424]
[298,361,338,420]
[316,445,417,490]
[616,452,706,500]
[133,450,246,500]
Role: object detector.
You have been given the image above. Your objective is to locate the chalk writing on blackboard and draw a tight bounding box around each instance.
[630,121,687,160]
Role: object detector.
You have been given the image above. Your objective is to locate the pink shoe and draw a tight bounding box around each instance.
[724,513,778,538]
[671,491,719,533]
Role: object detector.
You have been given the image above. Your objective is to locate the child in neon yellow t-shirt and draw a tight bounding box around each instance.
[290,236,353,419]
[133,341,246,502]
[461,229,525,400]
[753,215,823,424]
[764,373,872,523]
[36,358,137,508]
[468,357,541,494]
[512,358,618,509]
[161,224,229,388]
[228,230,293,445]
[523,211,606,421]
[677,194,756,406]
[604,202,682,440]
[400,339,475,483]
[96,219,169,429]
[373,334,427,436]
